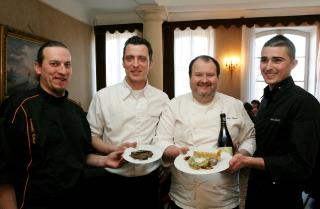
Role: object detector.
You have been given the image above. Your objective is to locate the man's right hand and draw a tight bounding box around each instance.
[162,145,189,164]
[103,150,126,168]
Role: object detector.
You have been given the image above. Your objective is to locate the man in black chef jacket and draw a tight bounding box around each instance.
[228,35,320,209]
[0,41,125,209]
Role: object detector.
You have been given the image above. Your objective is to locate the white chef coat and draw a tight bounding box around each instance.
[154,92,256,209]
[87,79,169,176]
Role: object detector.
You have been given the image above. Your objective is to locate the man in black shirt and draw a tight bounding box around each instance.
[0,41,125,209]
[228,35,320,209]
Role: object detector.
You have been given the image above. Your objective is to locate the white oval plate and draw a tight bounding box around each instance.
[174,149,232,175]
[123,144,163,164]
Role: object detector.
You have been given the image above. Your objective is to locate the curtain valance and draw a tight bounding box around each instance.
[163,15,320,30]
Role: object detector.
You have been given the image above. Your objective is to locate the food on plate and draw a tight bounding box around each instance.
[130,150,153,160]
[186,149,222,170]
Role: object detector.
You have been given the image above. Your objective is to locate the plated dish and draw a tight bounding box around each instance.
[174,148,232,175]
[123,144,163,164]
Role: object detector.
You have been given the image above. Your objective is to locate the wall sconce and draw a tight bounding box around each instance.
[225,57,239,74]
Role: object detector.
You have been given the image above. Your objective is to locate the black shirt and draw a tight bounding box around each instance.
[246,76,320,209]
[0,86,92,207]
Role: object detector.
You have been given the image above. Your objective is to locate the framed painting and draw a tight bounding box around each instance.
[0,25,49,103]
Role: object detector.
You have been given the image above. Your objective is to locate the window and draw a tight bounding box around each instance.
[252,26,317,100]
[174,26,215,96]
[105,30,140,86]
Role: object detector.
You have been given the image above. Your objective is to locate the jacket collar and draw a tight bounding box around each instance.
[263,76,295,103]
[120,79,152,100]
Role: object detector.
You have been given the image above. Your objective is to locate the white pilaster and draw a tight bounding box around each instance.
[136,5,168,90]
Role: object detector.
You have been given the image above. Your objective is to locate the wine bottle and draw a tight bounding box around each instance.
[217,113,235,155]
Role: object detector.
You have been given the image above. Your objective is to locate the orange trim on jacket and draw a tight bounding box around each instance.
[10,94,39,209]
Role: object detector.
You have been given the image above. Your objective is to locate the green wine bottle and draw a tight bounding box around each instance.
[217,113,235,155]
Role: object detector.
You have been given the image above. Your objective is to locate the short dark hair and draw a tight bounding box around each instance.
[36,41,68,65]
[122,36,153,61]
[251,99,260,108]
[263,35,296,60]
[188,55,220,78]
[244,102,253,111]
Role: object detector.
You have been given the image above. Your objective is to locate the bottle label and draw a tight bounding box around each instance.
[219,147,233,155]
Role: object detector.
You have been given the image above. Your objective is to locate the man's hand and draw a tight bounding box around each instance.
[86,150,126,168]
[162,145,189,164]
[226,149,265,173]
[227,149,251,173]
[227,153,247,173]
[102,150,126,168]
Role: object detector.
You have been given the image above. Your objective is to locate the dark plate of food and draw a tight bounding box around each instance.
[123,145,163,164]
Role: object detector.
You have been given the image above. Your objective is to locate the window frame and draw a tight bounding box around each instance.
[94,24,143,91]
[252,26,316,100]
[173,26,215,97]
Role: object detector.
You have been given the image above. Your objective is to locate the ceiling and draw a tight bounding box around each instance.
[39,0,320,25]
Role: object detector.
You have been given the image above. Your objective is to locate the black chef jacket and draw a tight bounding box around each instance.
[246,76,320,209]
[0,86,92,208]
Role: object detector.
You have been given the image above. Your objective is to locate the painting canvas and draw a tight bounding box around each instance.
[6,35,41,95]
[0,25,48,102]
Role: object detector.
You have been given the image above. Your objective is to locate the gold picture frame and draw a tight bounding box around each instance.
[0,25,49,103]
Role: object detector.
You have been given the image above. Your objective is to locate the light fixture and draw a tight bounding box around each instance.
[225,57,239,74]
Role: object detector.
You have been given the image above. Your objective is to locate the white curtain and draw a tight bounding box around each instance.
[105,30,139,86]
[240,25,256,102]
[174,26,215,97]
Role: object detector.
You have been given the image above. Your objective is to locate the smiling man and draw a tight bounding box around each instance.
[247,35,320,209]
[34,42,72,96]
[86,36,169,209]
[228,35,320,209]
[0,41,125,209]
[153,55,256,209]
